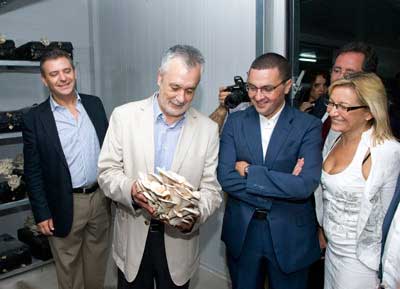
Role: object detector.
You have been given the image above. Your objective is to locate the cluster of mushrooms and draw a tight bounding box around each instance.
[136,168,200,227]
[0,155,23,192]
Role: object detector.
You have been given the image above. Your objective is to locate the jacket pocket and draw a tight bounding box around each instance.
[113,207,128,260]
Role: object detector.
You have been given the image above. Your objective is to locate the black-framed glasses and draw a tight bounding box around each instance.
[325,100,368,112]
[246,78,289,96]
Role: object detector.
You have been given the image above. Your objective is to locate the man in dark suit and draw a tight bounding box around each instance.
[22,49,111,289]
[321,41,378,141]
[218,53,322,289]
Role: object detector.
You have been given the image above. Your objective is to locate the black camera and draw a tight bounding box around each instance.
[224,76,250,109]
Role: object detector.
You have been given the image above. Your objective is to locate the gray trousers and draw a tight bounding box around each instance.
[49,189,111,289]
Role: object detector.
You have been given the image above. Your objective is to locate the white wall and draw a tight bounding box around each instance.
[264,0,287,56]
[89,0,257,277]
[89,0,256,116]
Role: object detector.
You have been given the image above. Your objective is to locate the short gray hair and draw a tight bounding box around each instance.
[159,45,205,74]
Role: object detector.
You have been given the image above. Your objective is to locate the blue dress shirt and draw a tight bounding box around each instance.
[153,94,185,172]
[50,93,100,188]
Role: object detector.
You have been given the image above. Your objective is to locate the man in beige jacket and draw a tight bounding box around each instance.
[98,45,222,289]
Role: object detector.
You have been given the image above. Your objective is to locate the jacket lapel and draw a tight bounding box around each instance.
[38,98,69,170]
[356,130,378,238]
[264,104,293,167]
[80,95,102,144]
[171,108,196,173]
[138,97,155,173]
[243,106,264,166]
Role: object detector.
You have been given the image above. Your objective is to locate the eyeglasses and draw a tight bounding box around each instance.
[246,79,288,96]
[325,100,368,112]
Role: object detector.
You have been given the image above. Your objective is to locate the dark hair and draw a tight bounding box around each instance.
[250,52,291,81]
[40,49,74,75]
[296,71,329,105]
[309,71,329,85]
[335,41,378,73]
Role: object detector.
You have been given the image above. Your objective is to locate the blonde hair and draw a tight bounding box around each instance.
[328,72,393,145]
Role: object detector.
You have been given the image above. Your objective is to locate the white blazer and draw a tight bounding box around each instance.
[382,204,400,289]
[98,95,222,285]
[315,128,400,271]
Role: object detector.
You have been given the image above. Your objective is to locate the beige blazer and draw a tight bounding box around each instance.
[98,95,222,285]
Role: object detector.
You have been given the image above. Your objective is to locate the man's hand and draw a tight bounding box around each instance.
[218,86,230,106]
[175,217,197,233]
[299,101,314,112]
[292,158,304,176]
[131,181,155,215]
[235,161,250,177]
[37,219,54,236]
[318,227,327,250]
[236,159,303,176]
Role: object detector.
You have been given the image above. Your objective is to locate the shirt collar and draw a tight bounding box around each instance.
[50,91,81,112]
[259,102,285,127]
[152,92,186,127]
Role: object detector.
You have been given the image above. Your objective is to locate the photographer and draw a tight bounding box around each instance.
[209,76,251,132]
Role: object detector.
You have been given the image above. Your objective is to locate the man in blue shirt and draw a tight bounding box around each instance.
[23,49,110,289]
[98,45,222,289]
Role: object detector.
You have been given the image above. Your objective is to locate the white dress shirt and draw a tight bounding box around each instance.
[259,103,285,159]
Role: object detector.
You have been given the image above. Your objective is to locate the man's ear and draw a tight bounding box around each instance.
[41,76,48,87]
[157,70,162,87]
[284,79,292,95]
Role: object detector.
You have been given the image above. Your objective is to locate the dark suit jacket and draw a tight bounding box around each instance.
[22,94,108,237]
[218,104,322,274]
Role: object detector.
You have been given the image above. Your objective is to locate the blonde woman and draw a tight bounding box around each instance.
[314,73,400,289]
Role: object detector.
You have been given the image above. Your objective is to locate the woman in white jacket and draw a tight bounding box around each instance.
[314,72,400,289]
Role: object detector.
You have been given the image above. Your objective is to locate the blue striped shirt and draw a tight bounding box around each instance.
[153,94,185,172]
[50,93,100,188]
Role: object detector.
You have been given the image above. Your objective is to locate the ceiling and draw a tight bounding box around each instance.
[300,0,400,49]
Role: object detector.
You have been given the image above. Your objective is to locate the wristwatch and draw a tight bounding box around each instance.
[244,165,250,176]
